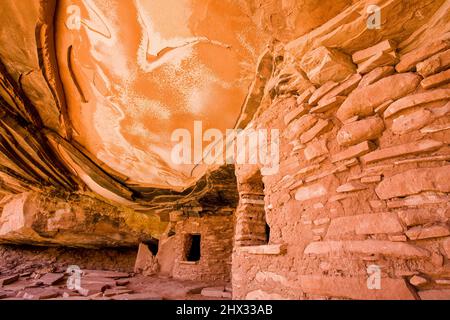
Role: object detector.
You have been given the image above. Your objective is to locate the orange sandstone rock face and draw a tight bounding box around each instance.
[1,0,450,301]
[55,0,268,191]
[0,192,165,247]
[232,0,450,301]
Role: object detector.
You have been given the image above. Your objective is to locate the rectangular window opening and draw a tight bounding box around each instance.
[184,234,201,262]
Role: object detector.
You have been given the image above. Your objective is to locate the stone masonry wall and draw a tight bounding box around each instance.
[232,3,450,300]
[172,215,234,282]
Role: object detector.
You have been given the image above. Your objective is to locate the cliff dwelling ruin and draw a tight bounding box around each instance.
[0,0,450,301]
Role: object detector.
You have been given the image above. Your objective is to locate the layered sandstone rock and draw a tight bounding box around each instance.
[1,0,450,301]
[0,192,165,247]
[232,0,450,301]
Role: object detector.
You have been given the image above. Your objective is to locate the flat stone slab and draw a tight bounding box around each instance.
[38,273,65,286]
[103,288,134,297]
[111,293,163,300]
[375,165,450,200]
[238,244,287,255]
[304,240,430,258]
[22,288,60,300]
[201,286,230,298]
[300,275,416,300]
[81,270,130,279]
[0,274,19,286]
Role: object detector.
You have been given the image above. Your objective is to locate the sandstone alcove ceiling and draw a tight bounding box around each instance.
[0,0,353,236]
[0,0,450,302]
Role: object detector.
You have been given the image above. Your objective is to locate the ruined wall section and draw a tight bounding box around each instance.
[171,214,234,282]
[233,21,450,300]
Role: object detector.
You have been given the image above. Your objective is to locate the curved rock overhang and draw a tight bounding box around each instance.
[0,0,354,214]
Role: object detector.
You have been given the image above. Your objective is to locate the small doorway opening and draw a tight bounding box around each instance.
[184,234,201,262]
[144,239,159,255]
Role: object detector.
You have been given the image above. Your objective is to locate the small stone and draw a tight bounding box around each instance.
[0,274,19,287]
[297,85,316,104]
[239,244,287,255]
[406,225,450,240]
[288,180,304,191]
[421,68,450,89]
[103,288,134,297]
[374,100,393,114]
[318,74,362,103]
[431,252,444,267]
[357,51,398,74]
[416,49,450,77]
[352,40,397,64]
[304,140,328,161]
[300,119,330,144]
[295,183,327,201]
[308,81,339,105]
[116,279,130,286]
[77,283,109,297]
[358,66,395,88]
[82,270,129,279]
[344,115,359,124]
[331,141,374,163]
[313,202,324,209]
[314,218,330,225]
[397,209,447,227]
[356,212,403,235]
[336,116,385,147]
[111,293,162,300]
[391,109,434,135]
[38,273,65,286]
[296,164,320,176]
[300,47,356,85]
[328,193,354,202]
[409,275,428,287]
[396,39,450,72]
[336,182,367,193]
[421,123,450,134]
[22,288,59,300]
[284,103,309,125]
[389,234,407,242]
[384,89,450,118]
[284,114,318,140]
[435,279,450,285]
[362,139,444,164]
[310,96,346,113]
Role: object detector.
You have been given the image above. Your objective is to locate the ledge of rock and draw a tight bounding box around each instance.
[0,192,166,247]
